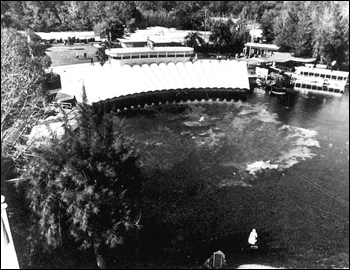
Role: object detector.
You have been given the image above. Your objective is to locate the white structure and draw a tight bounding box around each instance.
[292,66,349,95]
[52,60,250,105]
[117,37,181,48]
[243,43,280,58]
[30,31,98,41]
[124,26,210,44]
[105,47,194,66]
[1,196,20,269]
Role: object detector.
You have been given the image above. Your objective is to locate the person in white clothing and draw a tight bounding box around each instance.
[248,229,258,247]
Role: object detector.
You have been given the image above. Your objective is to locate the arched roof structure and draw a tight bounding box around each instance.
[53,60,250,109]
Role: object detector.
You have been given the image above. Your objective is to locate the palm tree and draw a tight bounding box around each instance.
[184,31,204,51]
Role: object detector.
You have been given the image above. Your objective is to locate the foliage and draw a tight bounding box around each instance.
[95,47,109,67]
[173,1,208,30]
[312,1,349,69]
[273,5,298,53]
[2,1,348,67]
[140,10,179,29]
[293,2,314,57]
[273,2,314,57]
[184,31,204,51]
[209,20,232,54]
[1,27,50,172]
[93,19,124,41]
[22,89,143,266]
[260,9,278,43]
[273,1,349,65]
[229,19,250,55]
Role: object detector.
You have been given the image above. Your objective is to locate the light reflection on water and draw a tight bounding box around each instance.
[120,92,348,195]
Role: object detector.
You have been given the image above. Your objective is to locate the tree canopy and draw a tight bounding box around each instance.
[22,90,143,268]
[1,1,348,68]
[1,27,50,171]
[273,1,349,68]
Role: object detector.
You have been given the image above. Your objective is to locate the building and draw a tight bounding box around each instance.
[51,28,250,110]
[52,59,250,108]
[117,37,182,48]
[105,47,194,66]
[243,43,280,58]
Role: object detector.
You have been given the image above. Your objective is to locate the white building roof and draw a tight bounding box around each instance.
[31,31,97,40]
[244,43,280,51]
[52,60,249,105]
[117,37,178,44]
[106,47,193,55]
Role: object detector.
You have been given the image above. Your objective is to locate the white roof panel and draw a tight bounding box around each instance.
[54,60,249,104]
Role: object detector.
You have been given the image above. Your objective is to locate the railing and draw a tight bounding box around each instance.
[110,51,194,60]
[1,196,20,269]
[294,80,344,94]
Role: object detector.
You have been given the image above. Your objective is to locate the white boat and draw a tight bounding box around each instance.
[291,66,349,95]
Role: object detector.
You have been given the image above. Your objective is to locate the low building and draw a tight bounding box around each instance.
[105,47,194,66]
[243,43,280,58]
[117,37,182,48]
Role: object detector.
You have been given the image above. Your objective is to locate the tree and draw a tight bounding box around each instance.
[209,20,232,54]
[260,9,277,43]
[184,31,204,51]
[292,2,314,57]
[229,19,250,55]
[312,1,349,69]
[173,1,207,30]
[22,87,143,268]
[1,27,50,172]
[273,4,299,52]
[95,47,109,66]
[93,19,124,42]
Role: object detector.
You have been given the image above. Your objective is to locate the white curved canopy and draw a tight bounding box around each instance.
[53,60,249,104]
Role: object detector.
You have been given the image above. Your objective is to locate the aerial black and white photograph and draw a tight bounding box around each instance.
[1,1,349,269]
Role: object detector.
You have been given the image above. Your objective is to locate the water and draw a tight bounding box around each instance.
[119,92,348,189]
[116,90,349,267]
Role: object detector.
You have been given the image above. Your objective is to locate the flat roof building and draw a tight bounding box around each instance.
[243,43,280,58]
[105,47,194,66]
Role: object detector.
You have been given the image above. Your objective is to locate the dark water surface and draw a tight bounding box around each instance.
[117,90,349,268]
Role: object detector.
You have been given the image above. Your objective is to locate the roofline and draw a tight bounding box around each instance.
[106,47,194,55]
[244,43,280,50]
[295,66,349,75]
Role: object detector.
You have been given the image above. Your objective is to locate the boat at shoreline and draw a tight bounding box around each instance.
[291,66,349,96]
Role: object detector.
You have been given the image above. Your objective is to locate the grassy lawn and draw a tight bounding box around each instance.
[45,44,99,66]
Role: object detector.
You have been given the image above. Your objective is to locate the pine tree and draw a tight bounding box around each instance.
[293,2,314,57]
[312,1,349,68]
[22,87,143,268]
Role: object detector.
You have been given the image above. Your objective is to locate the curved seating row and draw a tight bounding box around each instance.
[93,87,248,113]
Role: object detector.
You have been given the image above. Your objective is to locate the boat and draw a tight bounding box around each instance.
[291,66,349,95]
[270,85,287,95]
